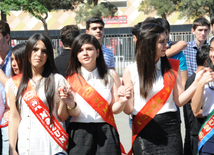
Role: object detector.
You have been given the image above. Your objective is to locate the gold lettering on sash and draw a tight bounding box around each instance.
[141,114,147,121]
[103,105,108,114]
[166,87,170,92]
[208,118,214,126]
[137,115,148,126]
[162,92,167,98]
[83,87,94,98]
[204,124,212,132]
[155,97,163,105]
[94,98,99,103]
[145,109,152,115]
[151,104,157,109]
[108,115,114,122]
[137,120,142,126]
[98,101,104,108]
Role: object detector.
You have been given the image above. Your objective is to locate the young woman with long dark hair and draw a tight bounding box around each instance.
[64,33,131,155]
[8,34,79,155]
[123,23,204,155]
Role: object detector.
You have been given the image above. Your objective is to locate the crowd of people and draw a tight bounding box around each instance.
[0,15,214,155]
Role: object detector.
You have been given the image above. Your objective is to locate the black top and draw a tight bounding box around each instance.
[54,49,71,77]
[184,72,205,136]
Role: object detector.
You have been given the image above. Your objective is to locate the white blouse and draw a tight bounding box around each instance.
[128,59,177,116]
[0,87,4,122]
[70,67,113,123]
[198,69,214,116]
[8,73,70,155]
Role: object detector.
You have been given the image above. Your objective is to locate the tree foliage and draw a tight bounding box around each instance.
[138,0,180,19]
[0,0,83,41]
[75,1,118,24]
[178,0,214,19]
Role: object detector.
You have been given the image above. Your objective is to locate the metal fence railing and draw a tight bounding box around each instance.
[11,31,196,77]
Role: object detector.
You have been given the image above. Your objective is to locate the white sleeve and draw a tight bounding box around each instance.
[0,87,5,120]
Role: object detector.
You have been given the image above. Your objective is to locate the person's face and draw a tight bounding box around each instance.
[191,26,210,43]
[86,23,104,43]
[211,24,214,33]
[155,32,168,62]
[165,30,170,40]
[11,53,20,75]
[0,33,10,52]
[209,41,214,64]
[30,40,48,71]
[77,43,99,71]
[133,35,137,44]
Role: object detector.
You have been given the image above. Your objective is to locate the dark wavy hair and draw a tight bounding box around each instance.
[135,23,173,98]
[66,33,108,84]
[11,43,26,77]
[16,33,58,121]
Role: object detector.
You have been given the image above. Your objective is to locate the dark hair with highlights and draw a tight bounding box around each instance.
[16,33,58,121]
[135,23,173,98]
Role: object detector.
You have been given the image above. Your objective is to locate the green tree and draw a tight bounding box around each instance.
[179,0,214,19]
[138,0,180,19]
[75,0,118,24]
[0,0,83,41]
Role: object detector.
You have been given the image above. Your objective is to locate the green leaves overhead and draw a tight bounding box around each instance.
[75,0,118,24]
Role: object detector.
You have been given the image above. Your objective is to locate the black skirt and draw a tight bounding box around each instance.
[67,122,121,155]
[132,112,183,155]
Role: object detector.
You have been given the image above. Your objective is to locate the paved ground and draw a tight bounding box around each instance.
[115,107,185,153]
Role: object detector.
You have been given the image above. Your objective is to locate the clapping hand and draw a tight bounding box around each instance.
[58,86,74,105]
[117,86,133,103]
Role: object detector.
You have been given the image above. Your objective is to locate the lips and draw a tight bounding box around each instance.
[13,68,19,73]
[35,59,42,62]
[83,57,90,61]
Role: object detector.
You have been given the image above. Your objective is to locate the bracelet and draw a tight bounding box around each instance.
[67,102,77,111]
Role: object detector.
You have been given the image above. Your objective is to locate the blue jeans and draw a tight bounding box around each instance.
[1,126,9,155]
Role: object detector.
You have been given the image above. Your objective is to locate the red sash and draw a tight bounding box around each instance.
[0,122,8,128]
[127,58,179,155]
[66,73,126,154]
[12,74,68,152]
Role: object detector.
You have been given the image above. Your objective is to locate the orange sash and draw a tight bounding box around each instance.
[127,58,179,155]
[66,73,126,154]
[12,74,68,152]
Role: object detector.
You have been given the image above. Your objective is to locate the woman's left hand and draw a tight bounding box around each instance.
[58,86,74,105]
[117,86,132,103]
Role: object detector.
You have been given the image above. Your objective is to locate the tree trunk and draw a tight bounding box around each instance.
[38,14,52,44]
[1,11,7,21]
[161,13,166,19]
[41,18,52,41]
